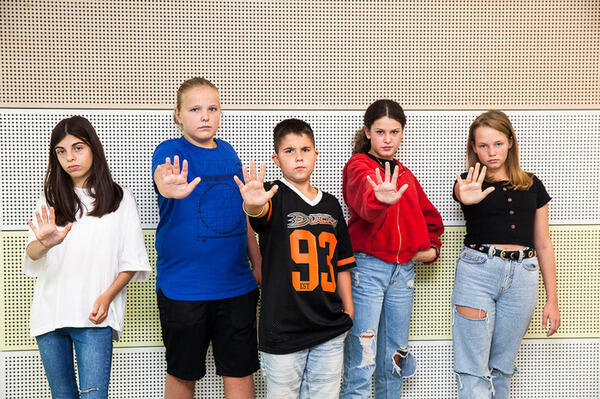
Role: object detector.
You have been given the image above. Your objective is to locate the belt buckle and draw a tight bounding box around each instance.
[500,250,509,260]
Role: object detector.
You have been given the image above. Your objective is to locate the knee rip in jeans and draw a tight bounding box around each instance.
[455,305,487,320]
[391,346,415,378]
[358,330,375,368]
[81,387,100,395]
[454,372,496,396]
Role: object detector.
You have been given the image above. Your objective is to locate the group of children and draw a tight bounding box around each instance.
[24,77,560,399]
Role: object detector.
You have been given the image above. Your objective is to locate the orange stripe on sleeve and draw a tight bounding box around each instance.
[337,256,355,267]
[266,199,273,222]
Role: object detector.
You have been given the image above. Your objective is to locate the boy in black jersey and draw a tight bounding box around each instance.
[233,119,355,399]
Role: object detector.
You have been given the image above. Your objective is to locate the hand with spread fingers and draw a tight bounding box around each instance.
[455,162,496,205]
[233,160,279,217]
[27,205,72,249]
[154,155,201,199]
[366,161,409,205]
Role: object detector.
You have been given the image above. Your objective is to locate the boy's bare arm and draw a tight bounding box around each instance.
[337,270,354,319]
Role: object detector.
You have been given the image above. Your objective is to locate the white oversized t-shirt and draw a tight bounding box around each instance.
[23,187,151,339]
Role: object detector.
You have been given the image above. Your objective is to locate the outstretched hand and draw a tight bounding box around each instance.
[455,163,495,205]
[154,155,201,199]
[233,161,278,213]
[366,162,409,205]
[27,205,72,249]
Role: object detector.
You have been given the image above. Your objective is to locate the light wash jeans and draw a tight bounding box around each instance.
[36,327,113,399]
[260,332,347,399]
[452,246,539,399]
[340,253,416,399]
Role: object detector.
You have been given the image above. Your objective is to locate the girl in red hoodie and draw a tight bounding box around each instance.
[340,99,444,398]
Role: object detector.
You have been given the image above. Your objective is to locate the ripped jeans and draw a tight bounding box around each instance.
[340,253,416,399]
[260,332,347,399]
[452,246,539,399]
[36,327,113,399]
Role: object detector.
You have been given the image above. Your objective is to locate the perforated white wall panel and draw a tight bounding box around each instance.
[2,109,599,229]
[2,1,599,108]
[2,340,598,398]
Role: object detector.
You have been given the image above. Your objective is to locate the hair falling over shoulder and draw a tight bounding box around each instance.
[45,116,123,226]
[352,128,371,155]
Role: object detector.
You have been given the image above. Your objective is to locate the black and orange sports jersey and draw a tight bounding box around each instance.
[250,179,356,354]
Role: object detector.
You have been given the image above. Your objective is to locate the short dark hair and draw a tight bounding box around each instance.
[273,118,315,152]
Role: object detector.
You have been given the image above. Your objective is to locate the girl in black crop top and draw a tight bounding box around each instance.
[451,110,560,399]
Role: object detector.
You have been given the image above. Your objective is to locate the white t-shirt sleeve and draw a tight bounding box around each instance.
[118,188,151,282]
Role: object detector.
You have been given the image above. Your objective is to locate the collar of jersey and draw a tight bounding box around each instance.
[280,177,323,207]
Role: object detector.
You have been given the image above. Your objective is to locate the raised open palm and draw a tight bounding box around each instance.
[27,205,72,249]
[366,162,409,205]
[455,163,495,205]
[233,161,278,209]
[154,155,201,199]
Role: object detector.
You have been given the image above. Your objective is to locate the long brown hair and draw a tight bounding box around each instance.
[45,116,123,226]
[173,77,219,129]
[467,110,532,190]
[353,99,406,154]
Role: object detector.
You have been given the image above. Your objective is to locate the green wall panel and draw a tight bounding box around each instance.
[2,226,599,350]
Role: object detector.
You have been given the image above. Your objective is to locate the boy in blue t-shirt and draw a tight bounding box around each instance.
[152,77,260,399]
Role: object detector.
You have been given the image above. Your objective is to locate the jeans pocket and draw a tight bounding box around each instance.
[458,249,487,265]
[521,258,539,271]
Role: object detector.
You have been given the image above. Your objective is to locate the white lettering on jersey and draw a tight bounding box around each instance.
[287,212,338,229]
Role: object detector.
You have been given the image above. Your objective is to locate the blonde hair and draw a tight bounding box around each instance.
[173,77,219,128]
[467,110,532,190]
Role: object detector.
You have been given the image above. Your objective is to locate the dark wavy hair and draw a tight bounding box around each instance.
[353,99,407,154]
[45,116,123,226]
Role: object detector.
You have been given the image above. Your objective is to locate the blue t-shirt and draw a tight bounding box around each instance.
[152,137,257,300]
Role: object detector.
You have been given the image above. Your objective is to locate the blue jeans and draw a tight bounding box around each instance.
[36,327,113,399]
[260,332,347,399]
[452,247,539,399]
[340,253,416,399]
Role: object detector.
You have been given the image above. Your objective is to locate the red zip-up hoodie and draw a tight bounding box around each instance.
[342,153,444,264]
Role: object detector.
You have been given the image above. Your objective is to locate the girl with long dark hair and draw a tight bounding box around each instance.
[24,116,151,398]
